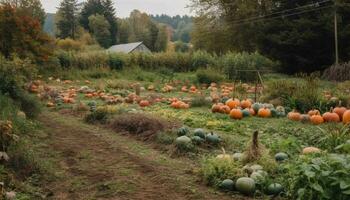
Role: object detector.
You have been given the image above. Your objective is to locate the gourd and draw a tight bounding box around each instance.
[241,99,252,109]
[242,109,251,117]
[206,132,221,145]
[220,179,234,191]
[342,110,350,124]
[176,126,189,137]
[235,177,256,195]
[310,114,324,125]
[194,128,206,139]
[226,98,241,109]
[322,108,340,122]
[275,152,288,162]
[288,110,301,121]
[229,109,243,120]
[258,107,271,118]
[267,183,283,195]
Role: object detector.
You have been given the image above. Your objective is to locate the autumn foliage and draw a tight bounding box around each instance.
[0,4,52,62]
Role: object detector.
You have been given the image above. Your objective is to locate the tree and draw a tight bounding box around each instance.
[0,0,45,25]
[155,25,168,52]
[80,0,117,46]
[88,14,111,48]
[56,0,80,39]
[0,4,52,61]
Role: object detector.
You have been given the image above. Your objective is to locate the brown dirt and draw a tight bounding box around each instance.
[37,111,245,200]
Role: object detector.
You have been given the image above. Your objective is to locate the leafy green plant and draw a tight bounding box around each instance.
[317,125,350,152]
[283,154,350,200]
[196,68,224,84]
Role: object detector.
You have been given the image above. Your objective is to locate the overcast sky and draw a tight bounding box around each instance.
[40,0,192,17]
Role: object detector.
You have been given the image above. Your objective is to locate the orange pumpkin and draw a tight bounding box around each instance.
[333,106,347,119]
[310,114,324,125]
[288,110,301,121]
[241,99,252,109]
[343,110,350,124]
[258,107,271,118]
[308,109,320,116]
[322,110,340,123]
[229,109,243,120]
[139,100,150,107]
[226,98,240,109]
[220,105,231,114]
[211,104,221,113]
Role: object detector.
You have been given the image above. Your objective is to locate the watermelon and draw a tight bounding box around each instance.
[235,177,256,195]
[206,133,221,145]
[175,136,191,146]
[191,136,204,145]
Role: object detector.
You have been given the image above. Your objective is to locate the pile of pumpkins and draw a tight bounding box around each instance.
[287,107,350,125]
[212,98,286,120]
[175,127,222,148]
[170,98,190,109]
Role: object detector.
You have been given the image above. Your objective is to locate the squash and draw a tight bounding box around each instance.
[310,114,324,125]
[211,104,221,113]
[342,110,350,124]
[275,152,288,162]
[252,103,262,113]
[206,133,221,145]
[276,106,286,117]
[175,136,191,146]
[270,108,278,118]
[334,105,347,119]
[176,126,189,137]
[226,98,240,109]
[220,105,231,114]
[194,128,206,139]
[250,172,265,184]
[191,136,204,145]
[300,114,310,123]
[233,153,243,161]
[322,109,340,123]
[258,107,271,118]
[220,179,234,191]
[216,148,232,160]
[242,109,251,117]
[235,177,256,195]
[308,109,320,116]
[302,147,321,154]
[267,183,283,195]
[229,109,243,120]
[241,99,252,109]
[288,110,301,121]
[139,100,150,107]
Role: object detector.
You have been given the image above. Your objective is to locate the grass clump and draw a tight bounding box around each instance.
[200,157,243,187]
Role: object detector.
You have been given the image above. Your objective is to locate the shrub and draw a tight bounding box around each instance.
[323,62,350,82]
[196,68,224,84]
[56,38,84,51]
[191,95,212,108]
[84,110,109,124]
[108,53,126,70]
[191,51,216,69]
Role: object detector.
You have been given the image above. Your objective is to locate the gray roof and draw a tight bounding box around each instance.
[107,42,144,53]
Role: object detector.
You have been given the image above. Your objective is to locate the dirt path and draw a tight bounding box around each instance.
[37,111,243,200]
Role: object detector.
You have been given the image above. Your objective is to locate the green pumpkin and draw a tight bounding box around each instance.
[175,136,191,146]
[233,153,243,161]
[252,103,262,113]
[275,152,288,162]
[235,177,256,195]
[220,179,234,191]
[177,126,189,136]
[267,183,283,195]
[270,108,278,118]
[191,136,204,145]
[194,128,206,139]
[206,133,221,145]
[242,109,251,117]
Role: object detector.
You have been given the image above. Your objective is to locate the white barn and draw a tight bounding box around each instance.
[107,42,151,54]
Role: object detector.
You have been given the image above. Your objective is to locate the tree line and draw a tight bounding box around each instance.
[190,0,350,73]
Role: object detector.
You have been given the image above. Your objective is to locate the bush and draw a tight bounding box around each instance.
[323,62,350,82]
[108,53,125,70]
[191,51,216,69]
[84,110,109,124]
[196,68,224,84]
[56,38,84,51]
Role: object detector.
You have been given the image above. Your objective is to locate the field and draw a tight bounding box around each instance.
[12,67,349,199]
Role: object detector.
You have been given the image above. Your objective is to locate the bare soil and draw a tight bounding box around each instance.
[37,111,245,200]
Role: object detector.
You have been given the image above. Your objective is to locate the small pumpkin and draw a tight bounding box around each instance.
[275,152,288,162]
[267,183,284,195]
[211,104,221,113]
[206,132,221,145]
[220,105,231,114]
[300,114,310,123]
[194,128,206,139]
[226,98,241,109]
[252,103,262,113]
[288,110,301,121]
[302,147,321,154]
[342,110,350,124]
[241,99,252,109]
[310,114,324,125]
[242,109,251,117]
[333,103,347,119]
[258,107,271,118]
[176,126,189,137]
[308,109,320,116]
[220,179,235,191]
[322,109,340,123]
[229,109,243,120]
[139,100,150,107]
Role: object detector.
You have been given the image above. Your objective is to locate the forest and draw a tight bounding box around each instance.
[0,0,350,199]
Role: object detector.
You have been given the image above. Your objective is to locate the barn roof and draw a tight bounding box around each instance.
[107,42,145,53]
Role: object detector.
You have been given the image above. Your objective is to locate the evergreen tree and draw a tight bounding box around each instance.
[88,14,111,48]
[56,0,80,39]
